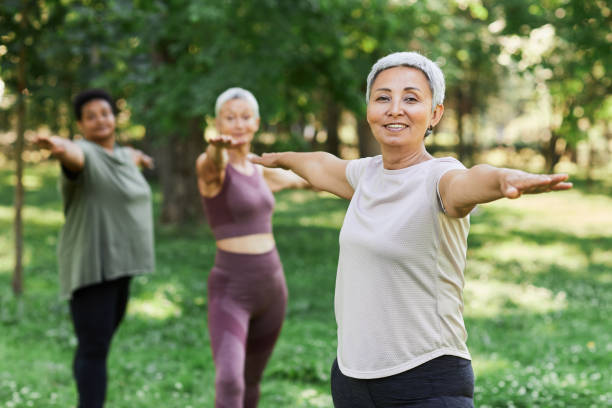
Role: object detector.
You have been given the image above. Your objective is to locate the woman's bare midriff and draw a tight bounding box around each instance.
[216,233,276,254]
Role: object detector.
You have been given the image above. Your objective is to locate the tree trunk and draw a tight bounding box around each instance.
[455,88,466,163]
[357,118,380,158]
[545,132,562,173]
[13,95,25,297]
[152,118,205,224]
[324,101,341,156]
[470,111,480,164]
[586,139,595,187]
[146,42,206,224]
[13,3,28,296]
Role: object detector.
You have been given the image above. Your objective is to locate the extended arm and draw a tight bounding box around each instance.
[439,164,573,218]
[35,135,84,173]
[259,165,311,192]
[195,135,233,197]
[125,147,155,169]
[250,151,353,199]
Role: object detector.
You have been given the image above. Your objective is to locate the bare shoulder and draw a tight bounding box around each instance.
[440,168,467,183]
[254,162,266,175]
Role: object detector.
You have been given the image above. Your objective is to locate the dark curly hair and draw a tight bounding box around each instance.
[73,89,116,120]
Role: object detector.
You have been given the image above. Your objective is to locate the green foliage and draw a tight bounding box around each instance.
[1,0,608,150]
[0,0,122,135]
[490,0,611,146]
[1,162,611,407]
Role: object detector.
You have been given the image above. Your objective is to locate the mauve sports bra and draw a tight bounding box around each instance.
[202,163,275,240]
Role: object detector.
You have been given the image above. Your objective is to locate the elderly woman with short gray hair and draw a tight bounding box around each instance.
[196,87,309,407]
[251,51,572,407]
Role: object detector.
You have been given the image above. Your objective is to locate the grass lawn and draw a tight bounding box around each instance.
[0,162,610,407]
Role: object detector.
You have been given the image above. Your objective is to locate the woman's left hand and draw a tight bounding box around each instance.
[128,147,155,169]
[139,152,155,169]
[500,169,572,199]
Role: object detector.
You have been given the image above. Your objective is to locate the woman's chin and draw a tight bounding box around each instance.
[232,137,253,147]
[85,133,115,142]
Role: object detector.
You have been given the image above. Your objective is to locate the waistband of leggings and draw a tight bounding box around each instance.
[214,247,280,270]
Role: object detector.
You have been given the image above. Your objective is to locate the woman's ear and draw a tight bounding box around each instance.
[430,104,444,127]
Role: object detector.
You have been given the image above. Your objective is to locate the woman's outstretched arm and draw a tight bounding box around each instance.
[195,135,236,197]
[35,135,85,173]
[250,151,354,199]
[125,147,155,169]
[439,164,573,218]
[258,164,311,193]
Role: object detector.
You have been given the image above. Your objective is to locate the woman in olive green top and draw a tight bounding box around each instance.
[35,89,155,408]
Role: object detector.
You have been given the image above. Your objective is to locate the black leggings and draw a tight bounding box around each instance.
[331,355,474,408]
[69,277,131,408]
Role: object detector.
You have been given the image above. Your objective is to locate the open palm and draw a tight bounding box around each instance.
[35,135,66,155]
[501,169,572,199]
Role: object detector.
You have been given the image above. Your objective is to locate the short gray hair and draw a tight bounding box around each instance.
[366,51,445,112]
[215,87,260,118]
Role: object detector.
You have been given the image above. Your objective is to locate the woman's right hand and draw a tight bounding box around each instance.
[34,135,84,172]
[249,152,288,169]
[35,135,67,156]
[207,134,240,149]
[197,135,235,197]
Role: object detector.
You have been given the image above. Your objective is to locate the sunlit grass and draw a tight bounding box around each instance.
[1,171,50,190]
[285,386,333,407]
[471,354,513,375]
[21,207,64,226]
[1,205,63,230]
[295,211,347,228]
[591,248,612,266]
[129,284,184,320]
[481,190,612,236]
[473,240,588,272]
[0,233,12,273]
[0,206,12,221]
[465,280,567,318]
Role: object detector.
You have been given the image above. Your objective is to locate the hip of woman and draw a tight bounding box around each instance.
[210,233,286,295]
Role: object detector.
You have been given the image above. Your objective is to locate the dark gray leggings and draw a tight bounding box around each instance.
[331,355,474,407]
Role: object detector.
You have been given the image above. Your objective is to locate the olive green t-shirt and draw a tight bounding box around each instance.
[58,139,154,299]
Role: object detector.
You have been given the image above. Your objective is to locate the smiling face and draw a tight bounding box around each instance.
[216,98,260,146]
[367,66,443,150]
[77,99,116,143]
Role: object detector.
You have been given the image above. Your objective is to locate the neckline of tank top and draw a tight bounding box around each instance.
[227,162,258,178]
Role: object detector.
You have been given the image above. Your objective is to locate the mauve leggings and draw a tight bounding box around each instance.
[207,248,288,408]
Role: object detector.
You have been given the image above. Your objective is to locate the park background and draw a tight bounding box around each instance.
[0,0,611,407]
